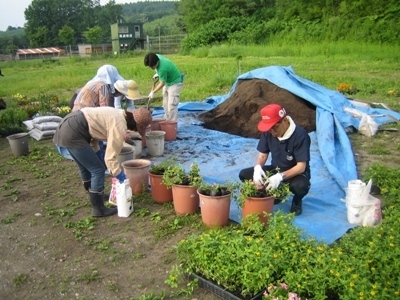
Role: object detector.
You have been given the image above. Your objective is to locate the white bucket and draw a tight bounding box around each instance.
[133,139,143,158]
[127,134,143,159]
[117,146,134,168]
[145,131,165,157]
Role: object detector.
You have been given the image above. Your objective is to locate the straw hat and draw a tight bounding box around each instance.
[114,80,142,100]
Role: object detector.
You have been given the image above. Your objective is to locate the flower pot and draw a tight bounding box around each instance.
[145,130,165,157]
[121,159,151,195]
[242,195,275,226]
[7,133,30,157]
[117,146,134,168]
[198,190,231,228]
[159,120,177,141]
[171,184,199,215]
[150,118,166,131]
[148,170,173,204]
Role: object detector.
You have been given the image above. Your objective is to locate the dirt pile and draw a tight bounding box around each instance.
[198,79,317,138]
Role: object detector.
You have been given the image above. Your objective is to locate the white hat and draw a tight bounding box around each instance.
[114,80,141,100]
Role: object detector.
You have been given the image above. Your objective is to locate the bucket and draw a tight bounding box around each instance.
[145,131,165,157]
[122,159,151,194]
[159,120,178,141]
[127,132,143,158]
[150,118,166,131]
[7,133,30,157]
[117,146,134,168]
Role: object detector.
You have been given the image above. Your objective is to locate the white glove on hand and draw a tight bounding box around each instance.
[148,91,155,99]
[253,165,267,186]
[266,173,283,190]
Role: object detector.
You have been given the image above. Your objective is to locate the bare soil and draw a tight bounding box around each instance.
[0,138,220,300]
[199,79,316,138]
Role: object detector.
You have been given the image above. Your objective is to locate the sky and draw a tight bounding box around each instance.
[0,0,135,31]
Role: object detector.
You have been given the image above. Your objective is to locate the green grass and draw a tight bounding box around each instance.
[1,42,399,111]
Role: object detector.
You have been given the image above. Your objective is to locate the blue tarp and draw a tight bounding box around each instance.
[149,66,400,244]
[58,66,400,244]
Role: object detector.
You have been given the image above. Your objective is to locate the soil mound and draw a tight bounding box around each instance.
[198,79,316,138]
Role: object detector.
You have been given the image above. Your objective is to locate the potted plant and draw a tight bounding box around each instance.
[237,174,291,225]
[148,157,176,204]
[162,163,203,215]
[197,181,236,228]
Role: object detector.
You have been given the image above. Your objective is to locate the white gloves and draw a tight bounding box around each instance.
[148,91,155,99]
[266,173,283,190]
[253,165,267,186]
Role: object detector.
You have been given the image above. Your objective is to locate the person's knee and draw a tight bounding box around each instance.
[239,168,252,181]
[290,181,310,198]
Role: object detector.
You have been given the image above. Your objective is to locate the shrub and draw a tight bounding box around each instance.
[0,108,28,136]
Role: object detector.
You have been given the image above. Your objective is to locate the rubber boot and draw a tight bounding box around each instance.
[290,197,303,216]
[88,190,117,217]
[83,180,109,201]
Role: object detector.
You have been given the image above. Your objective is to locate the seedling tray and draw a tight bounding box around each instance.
[188,273,263,300]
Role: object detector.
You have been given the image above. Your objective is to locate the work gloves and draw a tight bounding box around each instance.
[266,173,283,190]
[253,165,267,186]
[148,91,155,99]
[115,171,127,183]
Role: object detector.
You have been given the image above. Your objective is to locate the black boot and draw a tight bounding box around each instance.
[83,180,109,201]
[88,190,117,217]
[290,197,303,216]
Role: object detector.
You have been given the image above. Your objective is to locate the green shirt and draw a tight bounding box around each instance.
[156,54,181,86]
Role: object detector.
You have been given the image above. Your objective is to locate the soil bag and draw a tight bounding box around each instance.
[345,179,382,227]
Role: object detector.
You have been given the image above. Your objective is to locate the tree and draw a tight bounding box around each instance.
[25,0,61,46]
[177,0,268,33]
[5,44,18,61]
[25,0,122,47]
[30,26,50,48]
[59,25,75,55]
[96,0,123,42]
[83,26,103,54]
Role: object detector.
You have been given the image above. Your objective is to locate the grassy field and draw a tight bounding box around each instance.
[1,42,399,111]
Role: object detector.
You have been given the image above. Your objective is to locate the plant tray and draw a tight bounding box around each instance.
[188,273,263,300]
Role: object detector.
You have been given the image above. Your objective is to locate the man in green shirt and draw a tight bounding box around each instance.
[144,53,183,120]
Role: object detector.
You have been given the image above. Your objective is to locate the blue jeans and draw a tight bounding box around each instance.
[67,146,106,192]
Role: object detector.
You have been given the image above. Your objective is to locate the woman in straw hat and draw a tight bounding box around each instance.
[70,65,136,111]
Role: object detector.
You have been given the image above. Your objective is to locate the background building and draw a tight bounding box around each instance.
[111,22,145,54]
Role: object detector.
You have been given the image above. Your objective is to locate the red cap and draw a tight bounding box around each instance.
[257,104,286,132]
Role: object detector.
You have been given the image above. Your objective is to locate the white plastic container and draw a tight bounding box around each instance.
[116,179,133,217]
[145,130,166,157]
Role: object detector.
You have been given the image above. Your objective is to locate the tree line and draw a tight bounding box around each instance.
[0,0,399,55]
[0,0,178,53]
[177,0,400,53]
